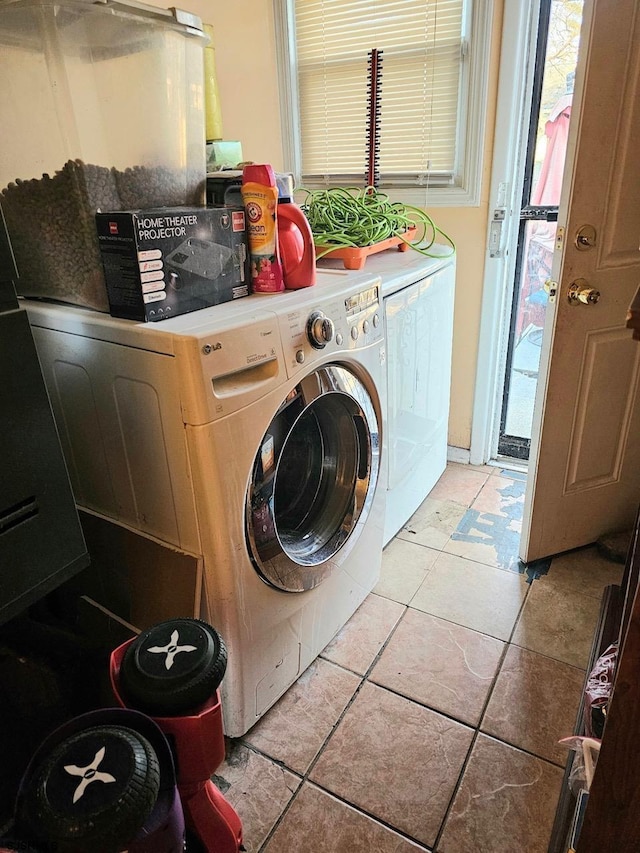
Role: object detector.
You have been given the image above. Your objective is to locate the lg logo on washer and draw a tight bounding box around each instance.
[202,342,223,355]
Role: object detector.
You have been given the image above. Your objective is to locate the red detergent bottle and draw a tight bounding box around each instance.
[276,174,316,289]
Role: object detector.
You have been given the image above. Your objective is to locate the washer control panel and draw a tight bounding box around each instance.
[279,282,382,379]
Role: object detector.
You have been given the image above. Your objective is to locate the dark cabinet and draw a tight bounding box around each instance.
[0,209,88,624]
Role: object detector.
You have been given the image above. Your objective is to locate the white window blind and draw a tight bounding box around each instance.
[294,0,465,188]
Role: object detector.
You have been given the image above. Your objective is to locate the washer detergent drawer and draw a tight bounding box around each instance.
[172,311,286,426]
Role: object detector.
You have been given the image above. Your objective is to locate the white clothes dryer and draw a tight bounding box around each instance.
[28,270,386,736]
[320,247,456,544]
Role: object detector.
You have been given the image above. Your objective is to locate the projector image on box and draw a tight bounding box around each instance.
[165,237,235,296]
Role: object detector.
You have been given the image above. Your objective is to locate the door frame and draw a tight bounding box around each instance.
[470,0,543,465]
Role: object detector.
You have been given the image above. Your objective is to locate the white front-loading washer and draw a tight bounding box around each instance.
[27,269,385,737]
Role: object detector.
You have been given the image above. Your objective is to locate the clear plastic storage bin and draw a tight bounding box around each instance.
[0,0,207,310]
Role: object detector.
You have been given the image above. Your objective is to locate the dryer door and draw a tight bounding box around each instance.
[246,365,380,592]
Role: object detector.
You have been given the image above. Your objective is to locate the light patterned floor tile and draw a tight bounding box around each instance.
[410,552,529,640]
[310,682,473,848]
[437,735,563,853]
[321,593,405,675]
[396,497,468,550]
[263,784,430,852]
[375,538,440,604]
[544,545,624,599]
[467,463,497,473]
[242,658,360,774]
[213,742,301,853]
[481,644,585,765]
[512,579,601,668]
[371,609,505,726]
[428,464,490,505]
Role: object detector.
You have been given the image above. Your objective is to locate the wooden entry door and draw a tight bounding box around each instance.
[521,0,640,562]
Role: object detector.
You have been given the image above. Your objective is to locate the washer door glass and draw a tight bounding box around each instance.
[246,365,379,592]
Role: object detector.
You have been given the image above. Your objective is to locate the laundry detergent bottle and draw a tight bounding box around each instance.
[241,164,285,293]
[276,175,316,290]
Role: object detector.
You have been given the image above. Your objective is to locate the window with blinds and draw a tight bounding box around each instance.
[293,0,465,188]
[276,0,492,205]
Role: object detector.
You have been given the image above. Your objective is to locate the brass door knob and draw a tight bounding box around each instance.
[568,279,600,305]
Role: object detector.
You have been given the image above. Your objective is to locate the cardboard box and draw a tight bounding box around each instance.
[96,207,250,322]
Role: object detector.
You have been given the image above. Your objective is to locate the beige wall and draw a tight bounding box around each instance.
[436,1,504,448]
[157,0,504,451]
[175,0,286,168]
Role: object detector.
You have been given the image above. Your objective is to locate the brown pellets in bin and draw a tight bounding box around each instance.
[1,160,205,312]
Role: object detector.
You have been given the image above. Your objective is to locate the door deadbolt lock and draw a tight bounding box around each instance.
[568,279,600,305]
[544,279,557,304]
[575,224,597,250]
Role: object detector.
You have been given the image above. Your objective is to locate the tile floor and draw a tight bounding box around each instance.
[213,463,623,852]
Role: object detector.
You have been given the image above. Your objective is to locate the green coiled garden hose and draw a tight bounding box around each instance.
[299,186,456,259]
